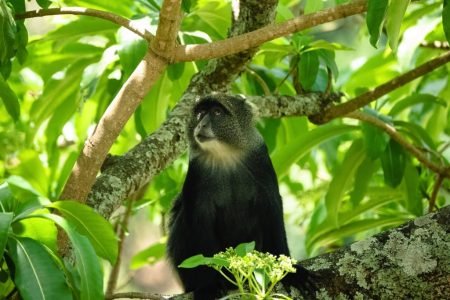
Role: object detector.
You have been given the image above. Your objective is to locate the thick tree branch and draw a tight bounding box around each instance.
[15,7,154,41]
[345,111,450,179]
[311,51,450,124]
[300,205,450,298]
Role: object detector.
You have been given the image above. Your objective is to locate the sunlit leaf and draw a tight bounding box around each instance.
[386,0,410,51]
[48,201,118,264]
[14,214,58,253]
[305,0,323,14]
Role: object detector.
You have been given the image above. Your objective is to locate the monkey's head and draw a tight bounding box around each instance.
[187,94,262,168]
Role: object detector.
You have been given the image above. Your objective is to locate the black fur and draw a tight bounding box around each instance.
[167,95,311,299]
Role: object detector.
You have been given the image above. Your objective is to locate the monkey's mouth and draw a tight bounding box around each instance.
[196,133,214,143]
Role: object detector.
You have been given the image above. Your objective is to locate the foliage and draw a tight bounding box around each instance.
[0,0,449,297]
[179,242,297,300]
[0,177,117,299]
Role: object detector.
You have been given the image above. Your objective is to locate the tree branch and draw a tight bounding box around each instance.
[310,51,450,124]
[300,205,450,298]
[173,0,367,62]
[345,111,450,179]
[15,7,154,41]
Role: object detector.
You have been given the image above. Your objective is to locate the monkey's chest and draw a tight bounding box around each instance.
[201,174,263,246]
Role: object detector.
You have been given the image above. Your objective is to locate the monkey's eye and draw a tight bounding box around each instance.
[196,110,206,120]
[211,107,223,116]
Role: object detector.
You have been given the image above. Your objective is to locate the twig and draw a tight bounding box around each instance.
[429,175,444,213]
[345,111,450,179]
[106,292,166,300]
[105,199,134,297]
[15,7,154,41]
[245,67,272,96]
[311,51,450,124]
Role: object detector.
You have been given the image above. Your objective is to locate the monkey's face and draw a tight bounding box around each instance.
[188,95,258,168]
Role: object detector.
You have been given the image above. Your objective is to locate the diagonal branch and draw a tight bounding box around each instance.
[173,0,367,62]
[61,0,183,204]
[311,51,450,124]
[15,7,154,41]
[345,111,450,179]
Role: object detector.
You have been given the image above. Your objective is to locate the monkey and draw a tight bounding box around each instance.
[167,94,314,299]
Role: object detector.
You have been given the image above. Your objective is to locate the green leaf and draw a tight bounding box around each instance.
[117,26,147,77]
[179,254,209,268]
[7,150,49,196]
[305,0,323,14]
[36,0,52,9]
[317,49,339,79]
[325,139,366,227]
[30,59,93,127]
[14,214,58,253]
[235,241,255,257]
[130,241,166,269]
[443,0,450,44]
[40,214,103,300]
[361,122,389,160]
[308,40,353,52]
[7,237,72,300]
[310,217,407,252]
[394,121,436,150]
[386,0,410,51]
[298,50,319,90]
[388,93,444,117]
[48,201,118,264]
[380,139,407,188]
[366,0,389,48]
[272,124,357,178]
[167,63,185,81]
[349,157,378,206]
[403,161,423,216]
[0,213,13,256]
[0,75,20,120]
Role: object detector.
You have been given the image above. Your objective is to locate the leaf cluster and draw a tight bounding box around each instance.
[0,176,117,299]
[180,242,297,300]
